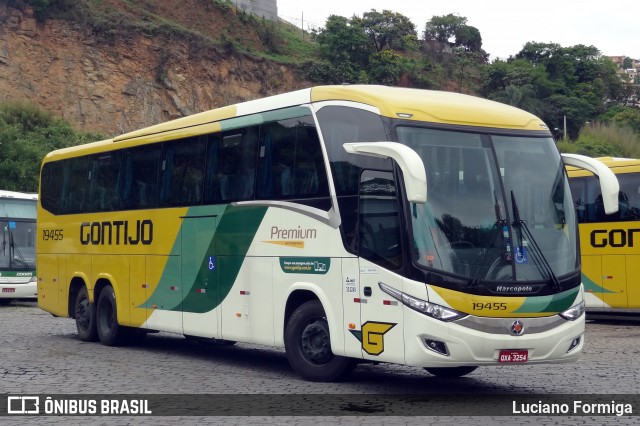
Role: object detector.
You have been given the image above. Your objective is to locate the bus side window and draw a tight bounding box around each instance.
[257,125,293,199]
[292,126,328,199]
[160,137,205,206]
[88,153,120,212]
[61,158,89,214]
[203,137,220,204]
[359,170,402,270]
[568,177,587,223]
[120,145,160,210]
[41,162,63,214]
[219,127,259,202]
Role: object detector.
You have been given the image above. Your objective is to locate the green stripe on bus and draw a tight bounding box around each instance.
[143,205,268,313]
[581,273,615,294]
[513,287,579,314]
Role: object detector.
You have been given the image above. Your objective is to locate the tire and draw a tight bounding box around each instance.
[75,286,98,342]
[284,300,356,382]
[96,285,129,346]
[424,366,478,377]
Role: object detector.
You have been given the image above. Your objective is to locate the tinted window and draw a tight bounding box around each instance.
[159,136,206,206]
[570,173,640,223]
[87,152,121,212]
[217,127,259,202]
[316,106,390,196]
[258,116,330,206]
[359,170,402,269]
[60,157,89,214]
[120,144,161,210]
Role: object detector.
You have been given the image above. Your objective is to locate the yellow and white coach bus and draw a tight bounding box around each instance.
[1,190,37,302]
[567,157,640,311]
[38,85,619,381]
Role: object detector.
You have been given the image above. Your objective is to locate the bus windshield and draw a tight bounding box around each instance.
[397,127,577,284]
[1,219,36,270]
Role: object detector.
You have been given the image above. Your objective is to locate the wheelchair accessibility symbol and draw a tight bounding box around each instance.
[515,246,528,264]
[208,256,215,270]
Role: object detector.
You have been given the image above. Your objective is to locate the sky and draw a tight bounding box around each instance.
[277,0,639,61]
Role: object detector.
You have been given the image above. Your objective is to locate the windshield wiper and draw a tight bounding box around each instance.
[510,191,560,291]
[8,228,32,269]
[466,191,507,289]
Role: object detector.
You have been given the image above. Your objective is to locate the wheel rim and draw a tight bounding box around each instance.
[300,319,332,365]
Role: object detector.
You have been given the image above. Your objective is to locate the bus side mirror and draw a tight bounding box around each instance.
[343,142,427,204]
[562,153,619,214]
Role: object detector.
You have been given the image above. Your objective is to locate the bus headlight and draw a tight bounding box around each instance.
[30,275,38,282]
[559,301,585,321]
[379,282,466,322]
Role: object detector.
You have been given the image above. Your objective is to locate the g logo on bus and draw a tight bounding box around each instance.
[511,320,525,335]
[349,321,396,356]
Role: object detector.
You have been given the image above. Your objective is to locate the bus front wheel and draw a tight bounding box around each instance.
[75,286,98,342]
[284,299,356,382]
[424,366,478,377]
[96,285,129,346]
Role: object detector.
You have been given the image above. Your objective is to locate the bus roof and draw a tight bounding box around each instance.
[112,86,548,142]
[0,190,38,200]
[567,156,640,176]
[43,85,550,161]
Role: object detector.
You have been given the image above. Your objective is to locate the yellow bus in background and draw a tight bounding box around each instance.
[567,157,640,311]
[37,85,619,381]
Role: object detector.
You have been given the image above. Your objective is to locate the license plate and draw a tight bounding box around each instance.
[499,349,528,363]
[2,288,16,293]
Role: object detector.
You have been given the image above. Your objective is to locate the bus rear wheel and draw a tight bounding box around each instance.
[75,286,98,342]
[96,285,129,346]
[424,366,478,377]
[284,300,356,382]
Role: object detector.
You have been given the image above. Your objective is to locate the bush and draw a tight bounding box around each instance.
[558,122,640,158]
[0,102,101,192]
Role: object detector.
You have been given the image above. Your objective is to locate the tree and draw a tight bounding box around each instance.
[602,106,640,134]
[314,15,371,68]
[488,42,624,136]
[424,13,467,47]
[546,95,595,140]
[359,9,417,52]
[453,25,482,52]
[0,102,99,192]
[368,49,403,85]
[490,84,543,116]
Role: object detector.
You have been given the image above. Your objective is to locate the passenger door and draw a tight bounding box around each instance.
[357,170,405,364]
[180,214,220,338]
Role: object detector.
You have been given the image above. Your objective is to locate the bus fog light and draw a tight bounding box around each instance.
[567,336,581,353]
[423,338,449,356]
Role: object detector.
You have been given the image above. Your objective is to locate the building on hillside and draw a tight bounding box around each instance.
[234,0,277,21]
[607,56,640,85]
